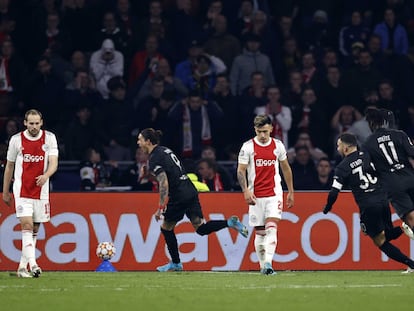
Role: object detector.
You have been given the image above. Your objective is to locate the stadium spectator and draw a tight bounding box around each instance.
[200,145,234,188]
[63,50,89,86]
[289,87,329,154]
[287,131,328,164]
[167,90,223,159]
[61,0,101,52]
[167,0,203,62]
[342,49,383,113]
[339,10,371,57]
[230,32,274,96]
[203,14,241,70]
[138,57,188,100]
[63,103,102,161]
[330,105,362,155]
[210,73,240,154]
[90,38,124,100]
[282,69,304,108]
[238,71,267,142]
[233,0,255,39]
[300,50,321,91]
[279,36,301,86]
[95,11,131,63]
[98,76,134,156]
[313,157,333,190]
[137,0,169,51]
[254,85,292,146]
[122,146,157,191]
[201,0,223,37]
[80,147,121,190]
[373,8,409,55]
[26,56,65,134]
[0,117,19,146]
[114,0,140,52]
[319,65,347,119]
[128,33,163,86]
[197,157,233,191]
[290,145,319,190]
[174,39,204,86]
[0,39,27,117]
[180,53,221,100]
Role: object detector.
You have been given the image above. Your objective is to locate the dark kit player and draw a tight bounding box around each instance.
[323,133,414,272]
[137,128,248,271]
[362,108,414,240]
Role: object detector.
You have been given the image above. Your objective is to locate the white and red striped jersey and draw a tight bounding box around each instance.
[238,137,287,197]
[6,129,58,200]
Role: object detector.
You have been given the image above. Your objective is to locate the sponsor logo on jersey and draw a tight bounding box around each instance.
[23,154,44,162]
[255,159,276,167]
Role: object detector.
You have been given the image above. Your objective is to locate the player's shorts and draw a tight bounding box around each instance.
[163,195,204,224]
[248,195,283,227]
[15,197,51,223]
[359,201,392,238]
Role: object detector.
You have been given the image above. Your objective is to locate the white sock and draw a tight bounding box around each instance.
[33,232,37,248]
[22,230,37,269]
[254,229,266,269]
[264,222,278,265]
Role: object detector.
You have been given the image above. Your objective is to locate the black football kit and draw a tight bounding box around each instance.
[324,150,391,237]
[149,145,203,222]
[362,128,414,218]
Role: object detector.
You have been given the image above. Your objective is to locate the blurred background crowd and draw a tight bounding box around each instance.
[0,0,414,191]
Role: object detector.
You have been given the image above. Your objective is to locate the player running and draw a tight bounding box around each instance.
[137,128,248,272]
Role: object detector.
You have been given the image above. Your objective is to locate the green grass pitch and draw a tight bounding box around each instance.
[0,271,411,311]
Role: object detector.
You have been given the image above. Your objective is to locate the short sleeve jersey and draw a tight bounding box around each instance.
[149,145,197,202]
[7,130,59,200]
[363,128,414,176]
[332,150,386,208]
[238,137,287,198]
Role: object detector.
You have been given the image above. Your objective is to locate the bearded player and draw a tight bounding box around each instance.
[2,109,58,278]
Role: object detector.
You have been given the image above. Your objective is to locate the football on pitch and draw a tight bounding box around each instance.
[96,242,116,260]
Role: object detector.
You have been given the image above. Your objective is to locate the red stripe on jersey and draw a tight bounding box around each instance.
[20,131,46,199]
[253,139,277,197]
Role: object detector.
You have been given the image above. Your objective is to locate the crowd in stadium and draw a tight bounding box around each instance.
[0,0,414,191]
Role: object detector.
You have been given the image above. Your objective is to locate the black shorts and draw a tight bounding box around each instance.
[360,202,393,238]
[163,195,204,223]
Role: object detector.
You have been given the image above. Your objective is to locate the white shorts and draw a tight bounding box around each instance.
[15,197,50,223]
[248,195,283,227]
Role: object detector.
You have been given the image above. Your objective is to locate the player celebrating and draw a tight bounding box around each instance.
[323,133,414,272]
[137,128,248,272]
[363,108,414,240]
[2,109,59,278]
[237,114,294,275]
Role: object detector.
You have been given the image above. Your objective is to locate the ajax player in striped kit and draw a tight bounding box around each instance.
[237,115,294,274]
[2,109,58,277]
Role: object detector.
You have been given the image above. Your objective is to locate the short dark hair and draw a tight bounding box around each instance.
[339,133,357,146]
[140,128,163,145]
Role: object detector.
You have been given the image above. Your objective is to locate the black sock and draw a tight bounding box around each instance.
[379,241,414,268]
[161,228,180,264]
[385,226,403,241]
[196,220,227,236]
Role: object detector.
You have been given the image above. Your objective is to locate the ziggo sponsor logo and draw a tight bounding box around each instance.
[255,159,277,166]
[23,154,44,162]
